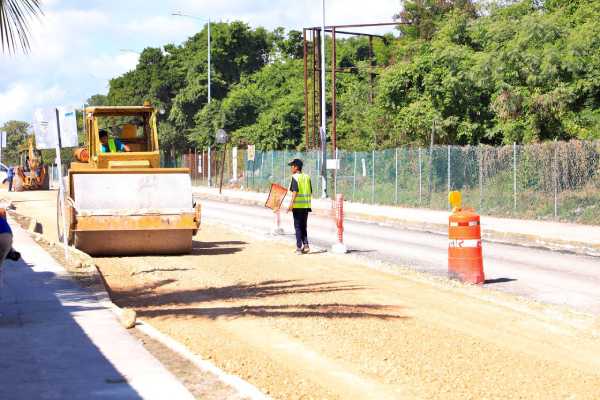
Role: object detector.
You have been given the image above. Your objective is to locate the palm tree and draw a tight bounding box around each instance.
[0,0,43,54]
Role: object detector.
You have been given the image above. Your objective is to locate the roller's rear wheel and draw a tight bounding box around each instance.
[74,230,193,257]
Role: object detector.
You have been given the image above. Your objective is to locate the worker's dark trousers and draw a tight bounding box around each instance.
[292,209,309,249]
[7,178,12,192]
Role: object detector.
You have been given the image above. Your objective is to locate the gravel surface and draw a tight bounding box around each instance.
[7,190,600,399]
[94,223,600,400]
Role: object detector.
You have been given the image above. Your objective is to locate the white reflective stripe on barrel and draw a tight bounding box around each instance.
[448,239,481,248]
[449,221,480,227]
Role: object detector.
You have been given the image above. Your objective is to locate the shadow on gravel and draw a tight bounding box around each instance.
[114,280,366,308]
[138,303,407,321]
[131,268,192,275]
[113,279,407,320]
[191,240,246,256]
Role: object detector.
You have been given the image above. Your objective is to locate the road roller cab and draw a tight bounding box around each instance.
[62,104,201,256]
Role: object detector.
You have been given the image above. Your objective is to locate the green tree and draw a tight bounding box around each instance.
[0,120,28,165]
[394,0,477,40]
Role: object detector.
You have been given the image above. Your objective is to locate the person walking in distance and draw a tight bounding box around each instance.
[6,166,14,192]
[287,159,312,254]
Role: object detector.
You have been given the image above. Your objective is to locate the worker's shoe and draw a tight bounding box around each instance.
[295,248,303,255]
[302,245,310,254]
[6,249,21,261]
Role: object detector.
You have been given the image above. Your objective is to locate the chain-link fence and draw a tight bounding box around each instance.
[179,140,600,225]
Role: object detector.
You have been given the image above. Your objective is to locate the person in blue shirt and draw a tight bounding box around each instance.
[0,209,14,290]
[6,166,14,192]
[99,129,130,153]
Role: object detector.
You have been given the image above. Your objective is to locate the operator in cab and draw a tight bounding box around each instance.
[99,129,131,153]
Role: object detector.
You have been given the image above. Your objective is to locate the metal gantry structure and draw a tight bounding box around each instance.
[302,22,400,151]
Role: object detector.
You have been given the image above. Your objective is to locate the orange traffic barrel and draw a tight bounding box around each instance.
[448,208,484,284]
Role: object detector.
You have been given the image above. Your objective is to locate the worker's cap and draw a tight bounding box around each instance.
[98,129,109,137]
[287,158,303,168]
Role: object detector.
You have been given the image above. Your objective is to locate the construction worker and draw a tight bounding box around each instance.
[287,159,312,254]
[99,129,130,153]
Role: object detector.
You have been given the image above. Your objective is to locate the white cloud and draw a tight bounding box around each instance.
[0,83,67,122]
[126,15,199,42]
[172,0,401,31]
[1,0,402,122]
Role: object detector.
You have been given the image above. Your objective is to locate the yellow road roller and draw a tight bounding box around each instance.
[58,103,200,256]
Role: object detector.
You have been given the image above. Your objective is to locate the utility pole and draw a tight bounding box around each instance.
[320,0,327,198]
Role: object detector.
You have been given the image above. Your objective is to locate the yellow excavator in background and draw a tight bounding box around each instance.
[13,136,49,191]
[59,103,201,256]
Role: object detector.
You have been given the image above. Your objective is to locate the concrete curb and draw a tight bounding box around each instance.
[13,210,270,400]
[193,191,600,257]
[136,321,271,400]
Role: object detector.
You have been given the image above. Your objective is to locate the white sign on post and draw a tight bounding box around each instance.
[33,108,58,149]
[57,107,79,148]
[232,146,238,182]
[33,107,78,149]
[32,106,79,261]
[0,130,5,165]
[326,159,340,170]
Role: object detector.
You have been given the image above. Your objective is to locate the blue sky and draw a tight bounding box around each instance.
[0,0,401,123]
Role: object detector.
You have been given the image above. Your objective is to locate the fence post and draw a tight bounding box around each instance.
[479,146,483,211]
[200,150,204,185]
[418,148,422,205]
[447,145,451,195]
[245,149,249,189]
[271,151,274,183]
[554,140,558,219]
[352,151,357,202]
[208,146,212,188]
[513,142,517,212]
[395,148,399,204]
[371,150,375,204]
[334,148,338,196]
[428,122,435,205]
[316,154,320,197]
[231,146,238,183]
[282,150,286,186]
[192,148,195,185]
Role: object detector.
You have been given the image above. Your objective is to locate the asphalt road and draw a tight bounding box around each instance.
[200,199,600,315]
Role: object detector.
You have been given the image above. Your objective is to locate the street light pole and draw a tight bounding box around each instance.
[207,17,211,104]
[320,0,327,198]
[172,11,213,186]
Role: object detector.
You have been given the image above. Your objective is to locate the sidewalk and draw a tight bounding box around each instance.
[193,186,600,255]
[0,219,194,400]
